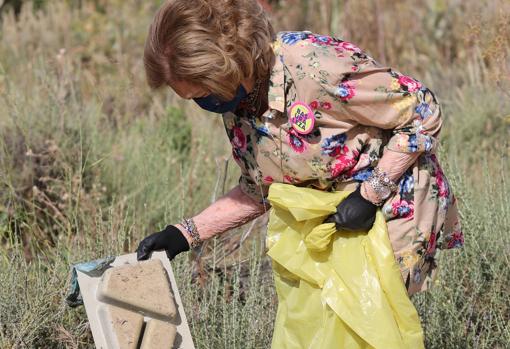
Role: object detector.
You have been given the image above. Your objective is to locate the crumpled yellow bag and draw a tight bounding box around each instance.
[265,183,425,349]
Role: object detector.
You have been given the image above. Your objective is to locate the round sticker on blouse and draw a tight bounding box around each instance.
[289,101,315,134]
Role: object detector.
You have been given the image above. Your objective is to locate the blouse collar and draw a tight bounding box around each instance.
[267,34,286,113]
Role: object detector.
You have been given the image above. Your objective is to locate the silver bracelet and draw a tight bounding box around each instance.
[366,167,398,202]
[361,182,384,206]
[360,183,384,206]
[373,167,399,192]
[180,218,203,249]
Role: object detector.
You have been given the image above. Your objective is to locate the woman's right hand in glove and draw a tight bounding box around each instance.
[135,185,267,262]
[136,225,190,261]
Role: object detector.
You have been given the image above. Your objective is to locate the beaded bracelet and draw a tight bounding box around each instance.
[180,217,203,249]
[361,182,384,206]
[373,167,398,192]
[366,167,399,203]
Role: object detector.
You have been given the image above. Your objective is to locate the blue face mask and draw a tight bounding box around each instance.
[193,84,247,114]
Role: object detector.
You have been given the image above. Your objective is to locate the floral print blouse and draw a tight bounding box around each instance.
[221,31,464,295]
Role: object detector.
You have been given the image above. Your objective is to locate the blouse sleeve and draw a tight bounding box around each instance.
[238,171,270,210]
[337,66,443,155]
[239,157,270,209]
[280,34,443,155]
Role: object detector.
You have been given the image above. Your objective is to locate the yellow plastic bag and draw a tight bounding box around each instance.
[265,183,425,349]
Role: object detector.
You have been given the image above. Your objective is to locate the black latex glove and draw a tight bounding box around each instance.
[324,184,378,232]
[136,225,190,261]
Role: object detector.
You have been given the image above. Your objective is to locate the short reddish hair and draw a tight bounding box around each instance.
[144,0,275,100]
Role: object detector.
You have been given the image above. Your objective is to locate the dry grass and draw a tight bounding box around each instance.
[0,1,509,348]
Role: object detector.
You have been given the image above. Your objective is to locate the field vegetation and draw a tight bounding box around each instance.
[0,0,509,348]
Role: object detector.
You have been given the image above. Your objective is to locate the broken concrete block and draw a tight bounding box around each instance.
[98,259,176,319]
[140,319,178,349]
[99,305,144,349]
[76,252,195,348]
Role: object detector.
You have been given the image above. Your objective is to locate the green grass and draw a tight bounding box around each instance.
[0,1,509,348]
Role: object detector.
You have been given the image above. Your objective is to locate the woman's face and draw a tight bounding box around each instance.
[167,79,210,100]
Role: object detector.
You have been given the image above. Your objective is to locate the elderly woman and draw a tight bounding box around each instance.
[136,0,464,343]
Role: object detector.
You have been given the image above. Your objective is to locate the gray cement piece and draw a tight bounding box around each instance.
[76,252,195,349]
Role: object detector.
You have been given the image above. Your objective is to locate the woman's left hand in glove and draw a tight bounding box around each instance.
[324,183,378,232]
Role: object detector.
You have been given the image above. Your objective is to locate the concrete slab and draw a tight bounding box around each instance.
[97,259,177,319]
[140,319,178,349]
[77,252,195,349]
[99,304,144,349]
